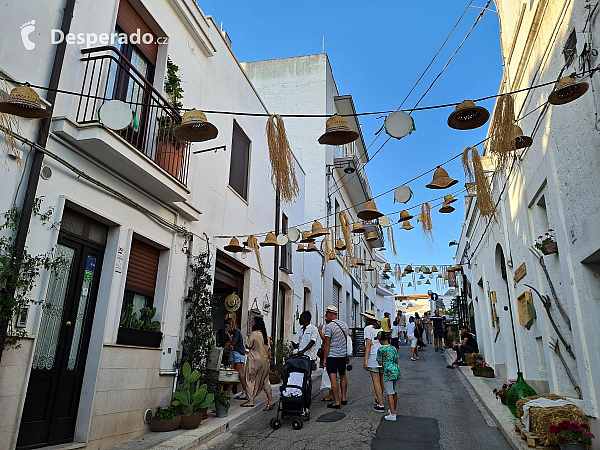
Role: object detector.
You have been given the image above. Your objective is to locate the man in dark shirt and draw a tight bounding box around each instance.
[430,309,444,353]
[447,326,479,368]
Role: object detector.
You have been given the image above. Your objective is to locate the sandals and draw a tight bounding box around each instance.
[263,403,276,411]
[321,397,334,402]
[240,402,254,407]
[446,364,454,369]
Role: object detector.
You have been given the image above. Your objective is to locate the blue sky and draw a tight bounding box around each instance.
[198,1,502,295]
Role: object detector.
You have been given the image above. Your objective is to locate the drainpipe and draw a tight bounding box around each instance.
[0,0,76,361]
[270,190,280,342]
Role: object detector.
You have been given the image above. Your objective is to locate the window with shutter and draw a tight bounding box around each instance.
[229,122,250,200]
[122,238,160,314]
[332,281,340,310]
[116,0,158,64]
[280,214,292,273]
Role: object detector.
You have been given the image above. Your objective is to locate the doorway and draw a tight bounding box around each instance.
[213,254,244,348]
[18,210,106,448]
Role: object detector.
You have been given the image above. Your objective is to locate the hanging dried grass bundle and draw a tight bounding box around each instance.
[339,211,353,258]
[266,114,299,203]
[395,264,401,283]
[387,226,397,256]
[471,147,497,218]
[324,231,331,263]
[421,203,434,249]
[247,235,264,277]
[489,94,515,170]
[328,228,336,260]
[462,147,475,181]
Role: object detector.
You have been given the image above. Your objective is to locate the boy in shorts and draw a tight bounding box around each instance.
[376,332,401,422]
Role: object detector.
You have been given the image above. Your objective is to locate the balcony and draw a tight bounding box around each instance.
[51,46,191,203]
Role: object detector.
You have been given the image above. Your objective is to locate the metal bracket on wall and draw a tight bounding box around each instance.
[193,145,227,155]
[549,340,582,399]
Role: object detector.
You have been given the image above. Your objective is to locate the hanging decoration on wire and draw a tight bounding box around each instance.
[173,109,218,142]
[466,147,497,218]
[266,114,299,202]
[247,235,264,277]
[488,94,515,171]
[98,100,138,131]
[384,111,415,139]
[447,100,490,130]
[339,211,353,258]
[0,85,51,119]
[420,202,434,250]
[393,185,413,203]
[387,226,397,256]
[318,114,359,145]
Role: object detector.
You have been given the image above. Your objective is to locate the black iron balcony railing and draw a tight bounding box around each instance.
[77,46,190,186]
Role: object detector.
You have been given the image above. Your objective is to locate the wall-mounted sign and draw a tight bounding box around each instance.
[517,291,534,327]
[514,262,527,283]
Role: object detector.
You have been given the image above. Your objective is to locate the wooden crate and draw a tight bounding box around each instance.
[514,421,557,449]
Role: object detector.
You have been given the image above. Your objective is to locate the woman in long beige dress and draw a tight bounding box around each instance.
[241,317,276,410]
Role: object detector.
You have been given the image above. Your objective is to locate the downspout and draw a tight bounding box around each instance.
[0,0,76,361]
[270,190,280,342]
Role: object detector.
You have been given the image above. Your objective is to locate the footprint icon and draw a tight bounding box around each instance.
[20,20,36,51]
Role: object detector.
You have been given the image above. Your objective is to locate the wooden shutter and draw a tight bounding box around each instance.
[116,0,158,63]
[332,282,340,309]
[229,123,250,200]
[125,238,160,296]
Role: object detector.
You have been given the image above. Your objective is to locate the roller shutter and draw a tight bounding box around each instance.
[116,0,158,63]
[125,238,160,296]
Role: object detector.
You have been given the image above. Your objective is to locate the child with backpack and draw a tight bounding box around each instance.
[376,331,401,422]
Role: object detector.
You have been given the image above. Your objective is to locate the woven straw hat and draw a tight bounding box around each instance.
[511,125,533,149]
[173,109,218,142]
[351,222,366,234]
[383,263,392,272]
[400,220,414,231]
[439,202,455,214]
[224,237,244,252]
[296,244,306,252]
[454,264,462,271]
[548,76,589,105]
[447,266,455,272]
[224,293,241,312]
[423,267,431,274]
[361,310,377,321]
[326,305,339,314]
[444,194,457,204]
[356,258,366,266]
[404,264,414,273]
[260,232,278,247]
[407,282,413,287]
[300,231,315,243]
[419,274,425,279]
[447,100,490,130]
[365,264,375,272]
[399,210,414,222]
[358,200,384,221]
[426,167,458,189]
[365,231,377,242]
[310,220,329,238]
[0,86,51,119]
[318,114,359,145]
[432,266,438,272]
[425,280,431,285]
[335,239,347,251]
[305,242,318,252]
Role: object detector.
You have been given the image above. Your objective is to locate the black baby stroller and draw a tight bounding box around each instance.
[270,355,312,430]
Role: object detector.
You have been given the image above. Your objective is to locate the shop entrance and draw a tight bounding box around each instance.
[213,253,245,347]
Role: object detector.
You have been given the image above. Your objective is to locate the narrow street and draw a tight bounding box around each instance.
[201,345,511,450]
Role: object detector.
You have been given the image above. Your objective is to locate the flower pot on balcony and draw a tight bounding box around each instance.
[180,414,202,429]
[116,327,162,348]
[156,138,184,179]
[541,242,558,255]
[150,415,181,432]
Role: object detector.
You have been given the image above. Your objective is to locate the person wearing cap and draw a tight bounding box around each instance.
[322,305,350,409]
[362,310,385,412]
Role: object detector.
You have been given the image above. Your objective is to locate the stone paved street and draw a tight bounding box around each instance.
[200,345,511,450]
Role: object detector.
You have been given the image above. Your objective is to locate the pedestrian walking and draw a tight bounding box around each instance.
[362,310,385,412]
[323,305,349,409]
[376,331,401,422]
[431,309,444,352]
[414,312,426,348]
[224,318,248,399]
[390,320,399,348]
[241,317,275,410]
[381,312,391,333]
[396,310,407,344]
[406,316,419,361]
[423,311,433,345]
[292,311,318,369]
[317,323,333,401]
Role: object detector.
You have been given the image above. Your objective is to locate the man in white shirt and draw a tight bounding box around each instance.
[293,311,319,370]
[406,316,419,361]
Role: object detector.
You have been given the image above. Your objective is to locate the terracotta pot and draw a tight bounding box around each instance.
[199,407,209,419]
[155,139,184,179]
[473,369,483,377]
[180,414,202,429]
[150,415,181,432]
[558,444,587,450]
[541,242,558,255]
[482,369,495,378]
[500,395,507,405]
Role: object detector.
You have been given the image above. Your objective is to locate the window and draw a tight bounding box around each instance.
[229,122,250,200]
[122,238,160,317]
[280,214,292,273]
[332,281,341,310]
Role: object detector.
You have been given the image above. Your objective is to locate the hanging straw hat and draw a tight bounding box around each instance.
[0,86,51,119]
[447,100,490,130]
[548,76,589,105]
[423,267,431,274]
[224,237,244,253]
[432,266,438,272]
[444,194,457,204]
[296,244,306,252]
[447,266,455,272]
[310,220,329,238]
[383,263,392,272]
[335,239,347,251]
[318,114,359,145]
[173,109,218,142]
[356,258,365,266]
[407,282,412,287]
[351,222,366,233]
[419,274,425,279]
[390,283,396,288]
[511,124,533,149]
[425,280,431,285]
[300,231,315,243]
[357,200,384,221]
[438,273,443,278]
[365,264,375,272]
[260,232,278,247]
[404,264,414,273]
[426,167,458,189]
[399,210,414,222]
[454,264,463,271]
[400,220,414,230]
[224,293,241,312]
[305,242,318,252]
[365,231,377,242]
[439,202,455,214]
[361,310,377,321]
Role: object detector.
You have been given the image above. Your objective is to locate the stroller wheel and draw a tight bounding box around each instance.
[270,418,281,430]
[292,419,303,430]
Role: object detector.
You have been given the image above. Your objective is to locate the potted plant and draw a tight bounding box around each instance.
[172,362,214,429]
[493,382,514,405]
[535,229,558,255]
[472,360,494,377]
[269,369,281,385]
[465,353,483,365]
[150,406,181,432]
[214,389,230,418]
[549,421,595,449]
[271,341,293,381]
[156,57,185,178]
[117,305,162,347]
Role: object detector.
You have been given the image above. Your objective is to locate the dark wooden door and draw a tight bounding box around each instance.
[17,235,104,449]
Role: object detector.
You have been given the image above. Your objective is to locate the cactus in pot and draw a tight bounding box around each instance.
[172,362,214,416]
